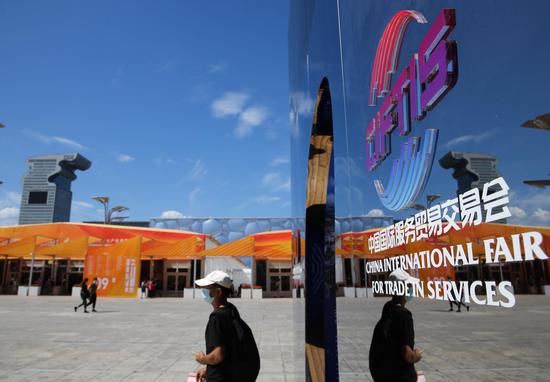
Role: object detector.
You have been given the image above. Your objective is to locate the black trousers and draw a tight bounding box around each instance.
[76,295,88,310]
[89,295,97,310]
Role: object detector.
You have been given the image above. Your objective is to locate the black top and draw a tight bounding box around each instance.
[205,303,237,382]
[89,283,97,296]
[80,282,89,297]
[369,300,417,382]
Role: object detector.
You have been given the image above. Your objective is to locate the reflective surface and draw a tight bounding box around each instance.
[290,0,550,380]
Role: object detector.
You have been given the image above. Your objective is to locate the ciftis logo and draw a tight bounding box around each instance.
[366,9,458,211]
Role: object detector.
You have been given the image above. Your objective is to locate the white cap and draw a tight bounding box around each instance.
[389,268,420,285]
[195,270,233,289]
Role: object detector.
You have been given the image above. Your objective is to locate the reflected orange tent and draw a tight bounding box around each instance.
[340,222,550,261]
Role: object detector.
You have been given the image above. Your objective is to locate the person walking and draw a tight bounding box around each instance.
[193,271,260,382]
[89,278,98,312]
[74,278,90,313]
[447,277,469,312]
[147,279,154,298]
[140,280,147,298]
[369,269,422,382]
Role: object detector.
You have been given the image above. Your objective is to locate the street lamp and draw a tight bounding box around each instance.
[426,194,441,208]
[412,203,426,211]
[92,196,129,224]
[521,114,549,186]
[108,206,129,223]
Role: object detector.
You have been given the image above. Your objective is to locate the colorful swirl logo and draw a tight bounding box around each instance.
[366,9,458,211]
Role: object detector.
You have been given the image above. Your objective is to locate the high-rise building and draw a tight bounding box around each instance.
[439,151,506,222]
[18,153,91,225]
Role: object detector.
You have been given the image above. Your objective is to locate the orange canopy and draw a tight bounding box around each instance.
[141,236,204,260]
[0,223,208,260]
[0,237,36,258]
[199,230,293,260]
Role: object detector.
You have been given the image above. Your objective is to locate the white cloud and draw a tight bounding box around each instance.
[0,207,19,226]
[289,91,315,138]
[73,201,94,209]
[189,187,201,207]
[366,208,385,217]
[290,91,314,117]
[155,156,177,166]
[0,191,21,207]
[157,61,177,73]
[509,206,528,220]
[211,92,270,138]
[254,195,281,205]
[532,208,550,223]
[271,156,290,167]
[208,63,227,73]
[24,129,85,150]
[444,131,494,148]
[235,106,269,138]
[507,189,550,225]
[0,191,20,226]
[160,210,185,219]
[519,188,550,208]
[117,154,135,163]
[189,159,208,180]
[211,92,250,118]
[262,172,290,193]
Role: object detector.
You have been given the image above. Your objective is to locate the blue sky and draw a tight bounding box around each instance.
[0,1,291,224]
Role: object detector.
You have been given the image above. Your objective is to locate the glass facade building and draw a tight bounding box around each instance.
[289,1,550,380]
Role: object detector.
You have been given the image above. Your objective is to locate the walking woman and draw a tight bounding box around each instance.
[74,278,90,313]
[89,278,98,312]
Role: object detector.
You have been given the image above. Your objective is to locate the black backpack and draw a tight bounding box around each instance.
[369,310,394,382]
[229,306,261,382]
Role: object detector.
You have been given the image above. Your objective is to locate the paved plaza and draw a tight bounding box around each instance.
[0,295,549,382]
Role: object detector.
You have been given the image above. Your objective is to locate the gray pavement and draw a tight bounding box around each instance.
[0,296,549,381]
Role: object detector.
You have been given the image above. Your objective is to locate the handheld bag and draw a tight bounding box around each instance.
[230,308,261,382]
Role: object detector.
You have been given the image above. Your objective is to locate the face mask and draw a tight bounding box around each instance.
[201,288,214,304]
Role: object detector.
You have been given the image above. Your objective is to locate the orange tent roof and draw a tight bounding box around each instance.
[35,236,89,259]
[199,230,293,260]
[0,223,208,260]
[0,222,207,241]
[141,236,204,260]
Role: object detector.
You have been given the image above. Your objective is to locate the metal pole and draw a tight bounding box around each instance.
[52,255,57,286]
[104,201,109,224]
[250,257,254,299]
[2,255,7,287]
[351,255,357,298]
[27,252,35,296]
[193,258,197,297]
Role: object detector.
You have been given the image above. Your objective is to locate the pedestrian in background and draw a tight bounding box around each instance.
[447,277,469,312]
[140,280,148,298]
[74,278,90,313]
[148,279,154,298]
[89,278,98,312]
